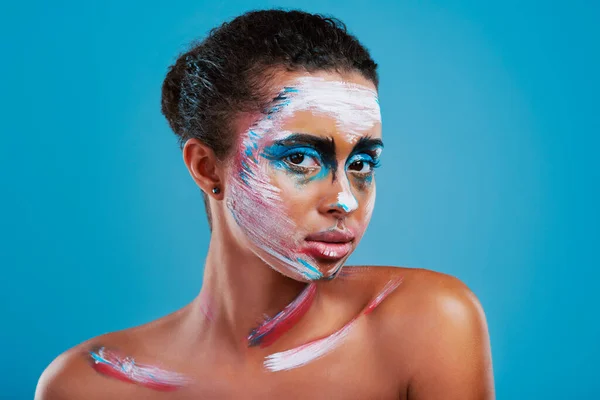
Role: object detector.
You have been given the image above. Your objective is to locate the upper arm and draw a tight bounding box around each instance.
[407,277,495,399]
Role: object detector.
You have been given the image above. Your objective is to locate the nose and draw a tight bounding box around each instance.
[319,174,359,216]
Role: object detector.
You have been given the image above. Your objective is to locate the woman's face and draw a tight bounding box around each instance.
[224,72,382,282]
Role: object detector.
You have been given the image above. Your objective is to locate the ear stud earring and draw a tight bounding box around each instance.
[212,187,221,194]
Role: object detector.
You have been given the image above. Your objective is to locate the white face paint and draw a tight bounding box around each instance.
[225,76,382,281]
[336,191,359,213]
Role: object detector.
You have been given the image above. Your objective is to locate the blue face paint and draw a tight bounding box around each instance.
[266,87,299,118]
[261,139,384,192]
[260,133,339,185]
[346,153,381,184]
[261,144,331,180]
[239,159,254,186]
[346,141,383,189]
[333,196,357,212]
[297,258,323,280]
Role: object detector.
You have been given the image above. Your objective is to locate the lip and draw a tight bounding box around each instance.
[302,241,353,261]
[305,229,355,243]
[303,229,355,261]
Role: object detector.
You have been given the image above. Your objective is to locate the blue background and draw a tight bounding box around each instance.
[2,1,599,398]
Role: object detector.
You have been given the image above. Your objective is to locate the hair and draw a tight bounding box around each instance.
[161,9,379,230]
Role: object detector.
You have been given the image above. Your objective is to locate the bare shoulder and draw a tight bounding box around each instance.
[345,265,486,321]
[359,265,490,350]
[35,308,187,400]
[342,265,480,304]
[386,265,484,313]
[353,265,495,399]
[35,333,131,400]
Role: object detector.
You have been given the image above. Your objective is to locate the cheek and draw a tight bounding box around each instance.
[353,178,376,218]
[350,173,375,193]
[268,169,315,219]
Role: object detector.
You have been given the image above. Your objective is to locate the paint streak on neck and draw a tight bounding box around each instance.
[248,282,317,347]
[264,276,403,371]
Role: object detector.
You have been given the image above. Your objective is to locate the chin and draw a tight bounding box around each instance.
[248,238,355,282]
[313,255,353,281]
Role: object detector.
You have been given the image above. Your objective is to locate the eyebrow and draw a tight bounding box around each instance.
[352,136,384,154]
[273,134,383,153]
[271,133,336,156]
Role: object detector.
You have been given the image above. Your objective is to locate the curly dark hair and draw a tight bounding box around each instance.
[160,9,379,229]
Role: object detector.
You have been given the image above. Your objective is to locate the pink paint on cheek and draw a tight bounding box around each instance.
[226,145,307,277]
[226,110,323,280]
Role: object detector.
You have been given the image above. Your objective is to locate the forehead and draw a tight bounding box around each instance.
[271,76,381,134]
[235,75,382,154]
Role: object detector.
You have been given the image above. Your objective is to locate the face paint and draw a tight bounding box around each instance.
[263,276,403,372]
[248,282,317,348]
[335,189,358,213]
[225,76,382,281]
[90,347,190,391]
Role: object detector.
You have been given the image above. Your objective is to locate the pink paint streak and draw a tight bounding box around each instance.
[248,283,317,348]
[264,276,403,371]
[89,347,190,391]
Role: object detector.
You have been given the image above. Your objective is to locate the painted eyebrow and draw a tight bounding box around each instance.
[271,133,336,157]
[351,136,384,154]
[272,134,383,159]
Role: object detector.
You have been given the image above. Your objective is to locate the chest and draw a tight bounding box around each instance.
[132,334,406,400]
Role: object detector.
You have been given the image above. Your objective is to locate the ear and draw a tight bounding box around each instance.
[182,138,225,199]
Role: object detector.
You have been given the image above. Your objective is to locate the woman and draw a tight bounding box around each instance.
[36,9,494,399]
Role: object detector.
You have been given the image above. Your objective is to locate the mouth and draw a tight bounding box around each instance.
[303,229,355,261]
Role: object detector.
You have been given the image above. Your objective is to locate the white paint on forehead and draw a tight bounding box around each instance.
[279,76,380,143]
[248,76,381,144]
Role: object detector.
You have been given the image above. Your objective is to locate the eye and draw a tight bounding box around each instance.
[288,153,304,164]
[286,152,319,168]
[348,159,372,173]
[348,154,380,174]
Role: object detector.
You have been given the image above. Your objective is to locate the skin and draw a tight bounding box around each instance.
[223,73,382,282]
[36,70,495,399]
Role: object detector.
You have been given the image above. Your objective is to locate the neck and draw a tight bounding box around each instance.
[191,219,307,357]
